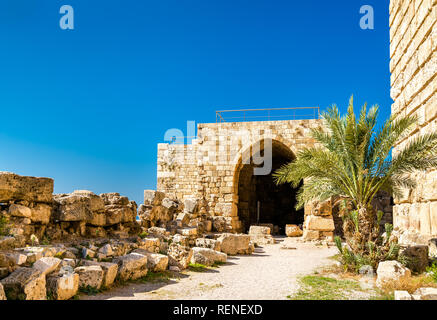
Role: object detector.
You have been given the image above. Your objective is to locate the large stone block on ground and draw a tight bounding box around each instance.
[74,265,104,289]
[304,216,335,231]
[33,257,61,276]
[394,290,412,300]
[217,233,252,255]
[286,224,303,237]
[137,237,160,253]
[46,270,79,300]
[144,190,165,206]
[249,234,275,246]
[183,198,199,214]
[82,261,118,287]
[0,283,6,300]
[413,287,437,300]
[248,226,271,235]
[167,243,193,270]
[114,253,148,281]
[132,249,168,272]
[195,238,221,251]
[376,261,411,288]
[0,267,46,300]
[191,247,227,267]
[0,172,54,203]
[54,191,104,222]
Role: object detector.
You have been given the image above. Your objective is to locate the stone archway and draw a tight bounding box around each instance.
[233,139,304,234]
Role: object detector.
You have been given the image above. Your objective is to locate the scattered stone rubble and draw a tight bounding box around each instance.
[1,172,435,301]
[0,172,256,300]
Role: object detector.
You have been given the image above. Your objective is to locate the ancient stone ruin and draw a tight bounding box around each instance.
[0,171,253,300]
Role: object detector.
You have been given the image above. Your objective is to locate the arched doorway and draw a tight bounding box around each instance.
[234,139,304,234]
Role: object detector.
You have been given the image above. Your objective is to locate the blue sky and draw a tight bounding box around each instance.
[0,0,392,204]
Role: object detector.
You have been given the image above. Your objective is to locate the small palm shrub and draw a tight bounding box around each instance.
[274,97,437,271]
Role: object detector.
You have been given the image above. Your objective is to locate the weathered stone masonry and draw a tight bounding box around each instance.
[390,0,437,241]
[157,119,323,233]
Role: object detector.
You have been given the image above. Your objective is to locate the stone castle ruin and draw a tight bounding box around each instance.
[0,0,436,301]
[155,109,394,241]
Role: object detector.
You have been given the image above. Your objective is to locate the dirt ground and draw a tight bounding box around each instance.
[81,237,339,300]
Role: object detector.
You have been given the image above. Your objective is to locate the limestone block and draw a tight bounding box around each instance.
[5,252,27,266]
[304,216,335,231]
[100,193,129,206]
[217,233,251,255]
[394,290,412,300]
[249,234,275,246]
[0,267,46,300]
[413,287,437,300]
[190,247,227,267]
[53,192,104,222]
[8,204,32,218]
[167,243,193,270]
[183,198,199,214]
[132,249,169,272]
[114,253,148,281]
[376,261,411,288]
[285,224,303,237]
[74,265,104,289]
[33,257,61,276]
[178,227,197,237]
[0,283,6,300]
[82,261,118,287]
[98,244,114,257]
[46,271,79,300]
[195,238,221,251]
[0,172,53,203]
[30,203,52,224]
[302,229,319,241]
[144,190,165,206]
[248,226,271,235]
[137,237,160,252]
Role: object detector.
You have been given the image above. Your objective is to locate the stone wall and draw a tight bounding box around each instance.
[157,119,323,232]
[0,172,139,246]
[390,0,437,242]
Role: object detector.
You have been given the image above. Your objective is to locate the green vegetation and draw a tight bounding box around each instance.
[41,236,51,246]
[138,231,149,239]
[274,97,437,271]
[139,271,172,283]
[289,275,362,300]
[426,262,437,283]
[0,215,9,236]
[188,263,208,272]
[212,261,226,268]
[79,285,102,296]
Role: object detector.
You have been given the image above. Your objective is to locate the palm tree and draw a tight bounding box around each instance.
[273,97,437,268]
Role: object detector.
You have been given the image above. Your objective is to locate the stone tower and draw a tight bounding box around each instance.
[390,0,437,242]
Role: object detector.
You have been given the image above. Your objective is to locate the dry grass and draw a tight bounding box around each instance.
[379,274,437,295]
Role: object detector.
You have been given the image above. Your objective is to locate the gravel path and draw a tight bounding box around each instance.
[81,237,337,300]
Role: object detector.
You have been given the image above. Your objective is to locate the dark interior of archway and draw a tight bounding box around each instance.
[237,142,304,235]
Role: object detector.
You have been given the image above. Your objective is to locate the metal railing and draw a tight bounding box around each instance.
[166,136,198,145]
[215,106,320,123]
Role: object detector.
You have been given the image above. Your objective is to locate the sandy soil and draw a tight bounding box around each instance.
[81,237,338,300]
